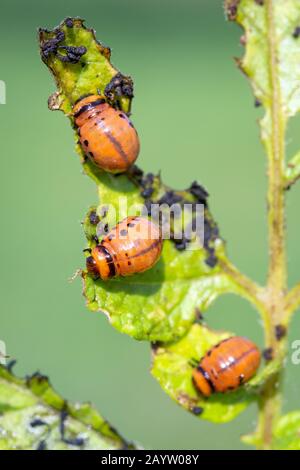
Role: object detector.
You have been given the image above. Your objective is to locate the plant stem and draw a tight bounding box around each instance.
[257,0,287,450]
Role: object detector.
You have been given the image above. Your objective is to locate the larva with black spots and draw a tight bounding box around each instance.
[73,95,140,173]
[86,216,162,279]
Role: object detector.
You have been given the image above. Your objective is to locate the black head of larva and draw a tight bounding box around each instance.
[86,256,99,279]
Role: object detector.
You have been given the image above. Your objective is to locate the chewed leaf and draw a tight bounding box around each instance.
[151,324,257,423]
[226,0,300,117]
[39,17,132,115]
[40,19,259,342]
[82,168,243,342]
[0,365,134,450]
[225,1,300,187]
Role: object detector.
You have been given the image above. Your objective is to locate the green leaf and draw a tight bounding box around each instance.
[151,324,263,423]
[285,151,300,189]
[226,0,300,185]
[272,411,300,450]
[39,17,132,115]
[40,18,255,343]
[227,0,300,116]
[82,167,249,342]
[242,411,300,449]
[0,365,134,450]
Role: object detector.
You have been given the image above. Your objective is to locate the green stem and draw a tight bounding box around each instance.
[285,282,300,322]
[257,0,287,450]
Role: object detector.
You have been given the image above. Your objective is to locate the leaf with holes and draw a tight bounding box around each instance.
[40,18,261,342]
[0,365,135,450]
[82,167,249,342]
[151,324,280,423]
[225,0,300,186]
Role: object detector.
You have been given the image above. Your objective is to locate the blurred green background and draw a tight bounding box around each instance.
[1,0,300,450]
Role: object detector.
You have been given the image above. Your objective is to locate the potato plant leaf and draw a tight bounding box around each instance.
[0,364,134,450]
[40,18,260,343]
[150,324,276,423]
[242,411,300,449]
[225,0,300,185]
[271,412,300,450]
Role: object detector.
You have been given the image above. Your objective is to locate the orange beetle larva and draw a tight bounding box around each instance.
[73,95,140,173]
[192,336,261,397]
[86,216,162,280]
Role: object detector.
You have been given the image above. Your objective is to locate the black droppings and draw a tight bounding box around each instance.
[255,0,264,5]
[255,98,262,107]
[30,418,48,428]
[129,165,144,184]
[26,371,49,386]
[189,181,208,205]
[63,436,85,447]
[144,199,153,216]
[59,409,85,447]
[225,1,241,21]
[141,187,154,199]
[275,324,287,341]
[40,27,87,64]
[40,29,65,60]
[65,18,74,28]
[89,210,100,226]
[83,140,89,147]
[6,359,17,373]
[57,45,87,64]
[140,173,154,189]
[173,239,187,251]
[205,248,218,268]
[191,406,204,416]
[158,191,183,206]
[36,440,47,451]
[151,341,163,352]
[293,26,300,39]
[104,72,134,102]
[263,347,274,362]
